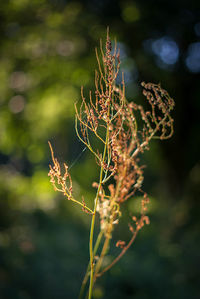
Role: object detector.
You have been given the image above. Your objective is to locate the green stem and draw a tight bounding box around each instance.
[94,235,110,279]
[97,228,139,278]
[79,231,103,299]
[94,164,126,278]
[88,124,110,299]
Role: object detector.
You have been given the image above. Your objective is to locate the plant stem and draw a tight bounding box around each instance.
[70,196,94,214]
[79,231,103,299]
[94,163,126,278]
[94,235,110,279]
[88,124,110,299]
[97,228,139,278]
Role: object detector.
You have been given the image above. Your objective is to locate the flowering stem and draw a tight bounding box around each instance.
[97,228,139,278]
[94,235,110,279]
[88,118,110,299]
[70,197,94,214]
[48,31,175,299]
[79,230,103,299]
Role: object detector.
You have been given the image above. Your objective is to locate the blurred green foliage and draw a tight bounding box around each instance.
[0,0,200,298]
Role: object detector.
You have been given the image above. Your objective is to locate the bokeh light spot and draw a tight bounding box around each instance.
[9,71,29,91]
[122,3,140,23]
[12,0,29,10]
[46,12,63,28]
[152,37,179,65]
[185,42,200,73]
[56,40,75,57]
[9,95,25,114]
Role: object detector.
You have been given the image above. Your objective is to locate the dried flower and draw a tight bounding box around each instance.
[48,29,175,298]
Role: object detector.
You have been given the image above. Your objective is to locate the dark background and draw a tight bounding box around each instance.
[0,0,200,298]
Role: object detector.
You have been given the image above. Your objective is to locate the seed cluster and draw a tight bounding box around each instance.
[48,30,175,278]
